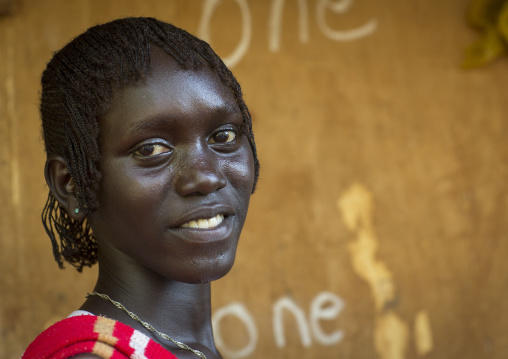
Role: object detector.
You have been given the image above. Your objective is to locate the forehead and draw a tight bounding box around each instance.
[99,46,240,135]
[147,47,236,110]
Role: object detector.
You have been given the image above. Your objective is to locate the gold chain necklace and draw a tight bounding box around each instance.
[87,291,207,359]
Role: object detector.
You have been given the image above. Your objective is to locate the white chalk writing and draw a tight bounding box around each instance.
[198,0,378,67]
[212,291,345,358]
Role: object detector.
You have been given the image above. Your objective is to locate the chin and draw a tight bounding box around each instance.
[179,254,237,284]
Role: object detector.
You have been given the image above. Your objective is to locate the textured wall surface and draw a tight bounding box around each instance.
[1,1,508,358]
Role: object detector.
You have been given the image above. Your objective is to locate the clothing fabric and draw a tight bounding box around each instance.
[68,310,94,318]
[22,314,178,359]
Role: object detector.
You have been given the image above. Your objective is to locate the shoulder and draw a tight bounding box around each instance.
[22,315,178,359]
[22,315,100,358]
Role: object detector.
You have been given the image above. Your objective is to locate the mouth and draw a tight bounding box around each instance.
[171,213,235,244]
[169,205,236,243]
[180,214,225,229]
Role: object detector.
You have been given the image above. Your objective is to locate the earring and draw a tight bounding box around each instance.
[74,208,80,214]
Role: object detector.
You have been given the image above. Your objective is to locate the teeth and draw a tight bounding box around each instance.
[181,214,224,229]
[197,219,209,229]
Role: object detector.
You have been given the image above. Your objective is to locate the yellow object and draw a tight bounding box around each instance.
[463,0,508,68]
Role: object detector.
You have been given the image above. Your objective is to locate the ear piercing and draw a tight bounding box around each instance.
[74,208,80,214]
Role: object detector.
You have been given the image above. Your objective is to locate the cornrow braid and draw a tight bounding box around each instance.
[42,194,96,270]
[41,17,259,271]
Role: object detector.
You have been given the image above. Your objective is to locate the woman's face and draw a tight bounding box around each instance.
[88,47,255,283]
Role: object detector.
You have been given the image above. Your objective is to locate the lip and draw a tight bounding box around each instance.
[167,204,236,244]
[171,204,235,228]
[168,214,235,244]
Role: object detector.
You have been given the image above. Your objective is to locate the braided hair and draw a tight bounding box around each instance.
[41,17,260,271]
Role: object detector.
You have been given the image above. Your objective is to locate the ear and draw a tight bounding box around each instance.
[45,155,86,221]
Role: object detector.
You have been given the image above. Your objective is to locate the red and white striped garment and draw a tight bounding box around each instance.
[22,314,178,359]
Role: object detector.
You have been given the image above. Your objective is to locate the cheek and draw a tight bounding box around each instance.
[223,147,255,223]
[96,161,168,218]
[226,145,255,194]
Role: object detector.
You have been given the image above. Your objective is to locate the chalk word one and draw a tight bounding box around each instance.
[198,0,378,67]
[212,291,345,358]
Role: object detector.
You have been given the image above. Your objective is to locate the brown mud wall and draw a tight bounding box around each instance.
[1,1,508,358]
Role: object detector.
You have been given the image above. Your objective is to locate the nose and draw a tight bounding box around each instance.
[174,145,227,197]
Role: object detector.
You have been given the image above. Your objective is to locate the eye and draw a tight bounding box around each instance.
[209,130,236,144]
[133,143,171,158]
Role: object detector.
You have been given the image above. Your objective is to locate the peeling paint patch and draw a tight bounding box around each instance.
[414,310,433,356]
[5,25,20,209]
[11,159,20,207]
[375,313,408,359]
[338,183,409,359]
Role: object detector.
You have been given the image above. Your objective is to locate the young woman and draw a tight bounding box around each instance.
[22,17,259,359]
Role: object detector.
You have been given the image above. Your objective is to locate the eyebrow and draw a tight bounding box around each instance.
[126,116,172,136]
[125,102,241,136]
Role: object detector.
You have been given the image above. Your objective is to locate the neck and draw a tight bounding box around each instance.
[81,250,217,354]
